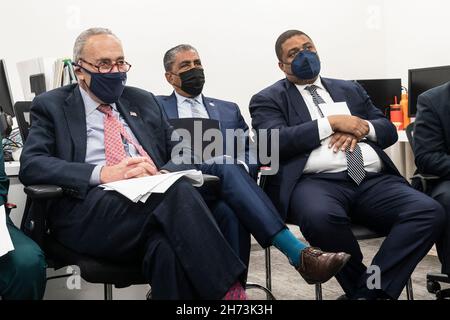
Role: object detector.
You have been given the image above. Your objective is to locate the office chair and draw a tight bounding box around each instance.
[13,101,32,142]
[22,185,147,300]
[405,123,440,192]
[22,176,220,300]
[405,123,450,300]
[240,167,276,300]
[257,167,414,300]
[16,104,221,300]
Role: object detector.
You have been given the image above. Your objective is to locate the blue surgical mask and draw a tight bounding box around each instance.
[79,67,127,103]
[290,50,321,80]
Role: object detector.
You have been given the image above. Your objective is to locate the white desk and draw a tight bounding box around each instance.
[5,161,20,176]
[384,130,416,181]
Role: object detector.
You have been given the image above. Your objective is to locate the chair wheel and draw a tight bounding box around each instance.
[436,288,450,300]
[427,280,441,294]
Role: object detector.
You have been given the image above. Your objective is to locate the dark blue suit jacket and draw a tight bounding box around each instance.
[19,85,194,200]
[414,81,450,180]
[249,77,401,219]
[156,92,257,176]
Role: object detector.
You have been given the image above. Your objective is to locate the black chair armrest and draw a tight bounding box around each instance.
[202,174,219,182]
[411,173,440,180]
[24,185,64,200]
[410,174,441,193]
[22,185,63,247]
[202,174,220,188]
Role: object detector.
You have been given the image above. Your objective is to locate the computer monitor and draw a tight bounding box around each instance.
[0,59,14,117]
[408,65,450,117]
[355,79,402,118]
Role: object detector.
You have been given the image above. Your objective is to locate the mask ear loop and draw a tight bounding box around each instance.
[71,61,96,97]
[280,49,305,77]
[168,72,184,91]
[280,60,296,77]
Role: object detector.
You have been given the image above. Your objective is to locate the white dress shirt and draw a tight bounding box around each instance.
[174,91,209,118]
[298,77,383,174]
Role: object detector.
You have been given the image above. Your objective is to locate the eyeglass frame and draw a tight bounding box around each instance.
[75,58,132,74]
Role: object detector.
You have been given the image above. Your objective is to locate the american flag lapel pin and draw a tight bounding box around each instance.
[130,111,138,117]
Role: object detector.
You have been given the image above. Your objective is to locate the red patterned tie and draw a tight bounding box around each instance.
[97,104,155,166]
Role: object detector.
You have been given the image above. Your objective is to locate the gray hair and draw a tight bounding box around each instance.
[73,27,120,63]
[163,44,198,72]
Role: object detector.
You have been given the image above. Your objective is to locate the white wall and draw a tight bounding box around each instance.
[1,0,389,125]
[383,0,450,85]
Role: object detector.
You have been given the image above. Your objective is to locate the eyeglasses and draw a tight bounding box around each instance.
[79,58,132,74]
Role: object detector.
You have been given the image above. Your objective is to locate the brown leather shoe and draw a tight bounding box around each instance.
[297,247,351,284]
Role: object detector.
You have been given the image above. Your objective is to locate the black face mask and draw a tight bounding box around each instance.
[177,68,205,96]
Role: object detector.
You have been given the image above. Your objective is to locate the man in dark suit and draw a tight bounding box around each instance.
[156,44,350,287]
[249,29,445,299]
[157,45,257,177]
[19,28,249,300]
[413,81,450,276]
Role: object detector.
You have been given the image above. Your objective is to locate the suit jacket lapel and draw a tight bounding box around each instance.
[116,97,159,163]
[286,80,312,123]
[164,92,179,119]
[202,96,221,121]
[64,86,87,162]
[321,78,347,105]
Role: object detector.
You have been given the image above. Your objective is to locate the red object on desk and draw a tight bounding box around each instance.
[390,96,404,130]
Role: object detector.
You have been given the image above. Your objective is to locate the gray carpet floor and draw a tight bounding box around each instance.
[246,237,447,300]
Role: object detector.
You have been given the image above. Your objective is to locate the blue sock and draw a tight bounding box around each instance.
[271,228,307,268]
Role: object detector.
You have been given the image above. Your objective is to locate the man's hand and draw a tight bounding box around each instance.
[328,115,369,140]
[100,157,157,184]
[329,132,358,153]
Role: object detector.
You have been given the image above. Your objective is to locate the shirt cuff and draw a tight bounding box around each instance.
[366,121,377,142]
[318,118,334,140]
[89,165,103,186]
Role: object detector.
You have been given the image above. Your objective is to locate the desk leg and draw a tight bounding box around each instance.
[404,142,416,183]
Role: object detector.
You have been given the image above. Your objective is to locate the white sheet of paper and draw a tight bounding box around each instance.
[139,192,152,203]
[0,205,15,257]
[99,170,204,203]
[319,102,351,116]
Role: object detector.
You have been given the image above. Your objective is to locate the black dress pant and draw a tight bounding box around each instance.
[288,172,445,299]
[48,179,246,299]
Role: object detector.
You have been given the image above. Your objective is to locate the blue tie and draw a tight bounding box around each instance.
[305,85,366,185]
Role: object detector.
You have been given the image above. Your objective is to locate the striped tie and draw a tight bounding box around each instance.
[305,85,366,185]
[305,85,325,117]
